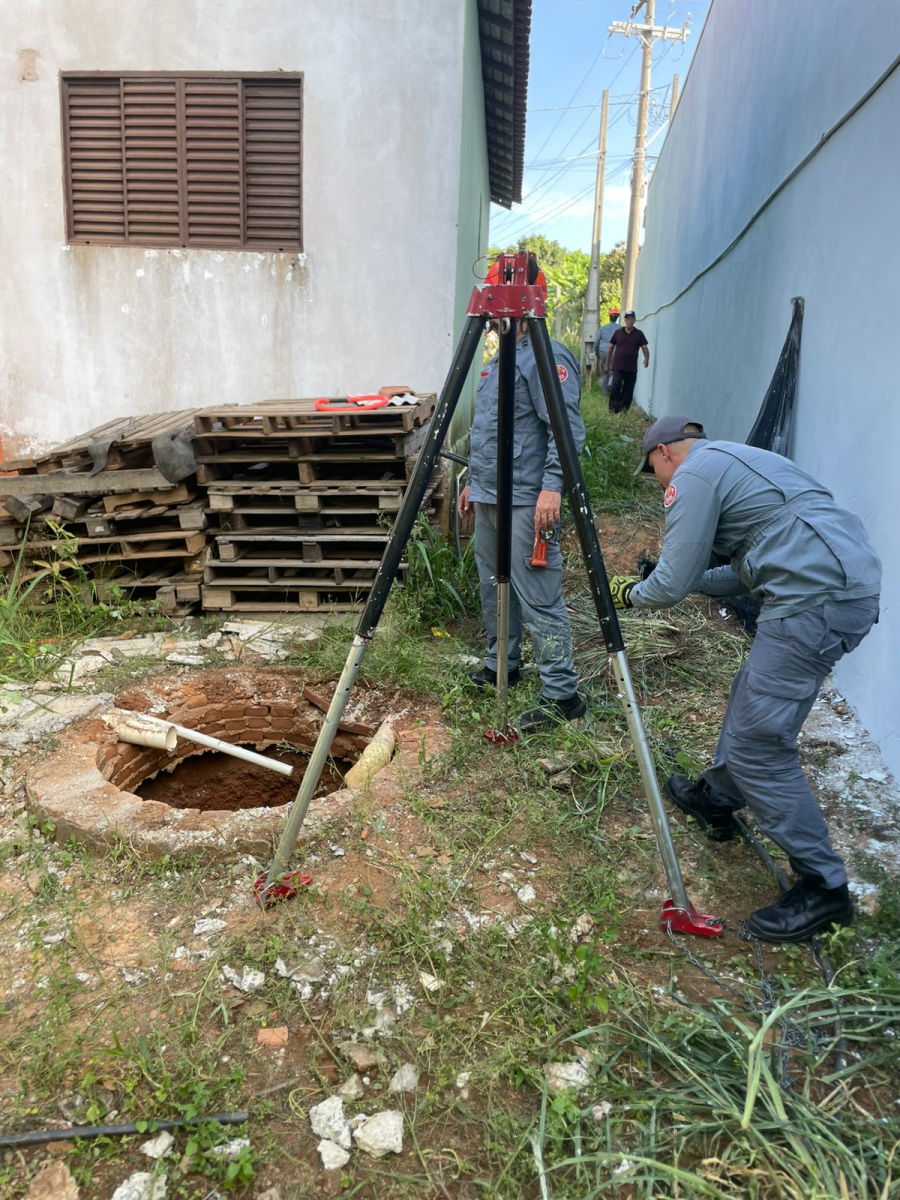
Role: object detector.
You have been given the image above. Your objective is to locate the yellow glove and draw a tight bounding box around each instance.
[608,576,637,610]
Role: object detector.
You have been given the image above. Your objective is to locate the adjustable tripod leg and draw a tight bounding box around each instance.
[493,318,517,740]
[257,316,485,903]
[525,317,721,937]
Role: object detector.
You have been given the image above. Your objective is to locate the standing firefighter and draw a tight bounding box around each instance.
[608,415,882,943]
[458,309,586,734]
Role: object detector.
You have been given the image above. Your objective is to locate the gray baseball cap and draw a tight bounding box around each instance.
[637,415,707,474]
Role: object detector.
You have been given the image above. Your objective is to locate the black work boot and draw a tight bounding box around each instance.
[665,776,736,842]
[518,692,586,735]
[469,664,521,692]
[745,882,853,944]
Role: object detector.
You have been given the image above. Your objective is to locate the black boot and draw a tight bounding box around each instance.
[664,776,736,843]
[469,664,521,692]
[518,692,586,735]
[745,882,853,944]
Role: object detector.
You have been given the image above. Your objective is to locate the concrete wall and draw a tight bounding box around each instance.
[0,0,474,457]
[633,0,900,774]
[449,0,491,454]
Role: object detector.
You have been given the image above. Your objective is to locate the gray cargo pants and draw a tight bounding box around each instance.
[473,502,579,700]
[703,596,879,888]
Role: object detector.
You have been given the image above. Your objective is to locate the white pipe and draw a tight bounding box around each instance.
[344,720,395,790]
[108,711,294,776]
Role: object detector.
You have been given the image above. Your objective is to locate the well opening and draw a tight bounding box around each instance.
[97,681,366,814]
[135,745,351,812]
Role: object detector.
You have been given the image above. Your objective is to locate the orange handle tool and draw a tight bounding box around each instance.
[530,530,552,567]
[314,394,389,412]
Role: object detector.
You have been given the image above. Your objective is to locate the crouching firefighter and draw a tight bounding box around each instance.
[458,269,586,734]
[608,415,882,944]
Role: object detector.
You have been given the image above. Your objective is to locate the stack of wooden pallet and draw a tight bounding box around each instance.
[0,412,206,615]
[192,395,443,613]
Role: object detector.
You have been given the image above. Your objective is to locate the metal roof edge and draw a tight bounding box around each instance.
[477,0,532,208]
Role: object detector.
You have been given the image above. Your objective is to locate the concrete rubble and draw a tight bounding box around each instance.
[317,1139,351,1170]
[110,1173,167,1200]
[352,1110,405,1158]
[309,1095,352,1149]
[24,1161,80,1200]
[389,1062,419,1093]
[545,1061,590,1091]
[140,1130,175,1159]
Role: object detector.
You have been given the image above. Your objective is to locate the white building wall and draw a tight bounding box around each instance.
[0,0,473,457]
[633,0,900,775]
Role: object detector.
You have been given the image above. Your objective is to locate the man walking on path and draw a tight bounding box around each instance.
[458,321,586,734]
[606,415,882,944]
[604,310,649,413]
[593,307,620,391]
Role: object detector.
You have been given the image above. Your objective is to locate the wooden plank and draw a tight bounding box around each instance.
[0,468,177,497]
[103,482,193,512]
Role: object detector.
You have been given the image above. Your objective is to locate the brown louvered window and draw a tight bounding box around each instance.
[61,73,303,251]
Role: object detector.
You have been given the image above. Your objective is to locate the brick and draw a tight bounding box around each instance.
[220,705,247,721]
[245,706,269,717]
[244,716,270,729]
[272,703,294,717]
[184,695,209,709]
[269,717,295,732]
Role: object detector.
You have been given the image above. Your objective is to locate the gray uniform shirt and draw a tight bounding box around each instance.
[594,321,619,362]
[468,333,584,505]
[630,440,882,621]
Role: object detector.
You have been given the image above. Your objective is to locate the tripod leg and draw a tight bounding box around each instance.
[526,318,719,935]
[494,318,517,735]
[259,316,485,900]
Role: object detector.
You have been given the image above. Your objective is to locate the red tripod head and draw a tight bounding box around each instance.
[468,251,548,319]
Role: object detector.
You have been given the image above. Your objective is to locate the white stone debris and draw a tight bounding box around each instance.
[455,1071,471,1100]
[338,1041,387,1072]
[317,1139,351,1171]
[592,1101,613,1121]
[519,851,538,864]
[165,653,206,667]
[352,1110,404,1158]
[140,1130,175,1159]
[308,1095,352,1150]
[110,1172,167,1200]
[389,1063,419,1093]
[545,1061,590,1091]
[210,1138,251,1160]
[221,965,265,993]
[418,971,444,993]
[516,883,537,905]
[193,917,226,936]
[338,1074,365,1100]
[569,913,596,944]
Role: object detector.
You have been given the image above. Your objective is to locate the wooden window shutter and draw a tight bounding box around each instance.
[63,74,302,251]
[122,78,181,245]
[184,79,243,246]
[243,80,303,249]
[63,79,126,241]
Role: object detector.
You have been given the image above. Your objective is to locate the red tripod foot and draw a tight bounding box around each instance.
[484,726,520,745]
[661,898,723,938]
[254,870,313,910]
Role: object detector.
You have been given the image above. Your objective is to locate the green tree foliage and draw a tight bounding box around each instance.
[488,236,625,354]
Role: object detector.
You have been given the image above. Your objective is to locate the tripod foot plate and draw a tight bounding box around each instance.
[661,898,723,938]
[484,726,520,745]
[254,870,313,910]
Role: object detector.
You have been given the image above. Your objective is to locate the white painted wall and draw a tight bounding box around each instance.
[633,0,900,775]
[0,0,485,457]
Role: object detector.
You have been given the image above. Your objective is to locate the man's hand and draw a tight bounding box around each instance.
[642,352,650,369]
[534,489,561,537]
[458,484,473,522]
[608,576,637,610]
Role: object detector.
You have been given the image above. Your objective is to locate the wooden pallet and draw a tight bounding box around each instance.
[2,410,197,476]
[201,585,367,613]
[206,474,440,514]
[193,395,436,439]
[204,559,393,588]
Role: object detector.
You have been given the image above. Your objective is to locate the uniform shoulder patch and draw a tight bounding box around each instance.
[480,369,490,377]
[663,484,677,509]
[556,364,569,383]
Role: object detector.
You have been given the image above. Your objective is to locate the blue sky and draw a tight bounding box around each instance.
[489,0,706,255]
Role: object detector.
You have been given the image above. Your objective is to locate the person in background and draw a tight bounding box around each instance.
[593,307,620,391]
[604,310,649,414]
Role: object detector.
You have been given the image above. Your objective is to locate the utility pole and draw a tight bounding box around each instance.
[609,2,689,313]
[670,72,680,118]
[580,89,609,381]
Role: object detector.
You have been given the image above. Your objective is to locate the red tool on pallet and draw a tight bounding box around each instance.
[313,394,389,412]
[256,251,723,939]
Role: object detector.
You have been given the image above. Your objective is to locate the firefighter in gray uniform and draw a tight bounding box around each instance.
[607,414,881,944]
[458,323,586,733]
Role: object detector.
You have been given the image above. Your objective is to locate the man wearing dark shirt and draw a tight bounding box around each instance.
[603,310,649,414]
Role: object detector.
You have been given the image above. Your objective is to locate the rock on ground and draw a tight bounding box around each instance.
[222,965,265,993]
[257,1025,289,1048]
[317,1139,351,1170]
[545,1061,590,1091]
[389,1063,419,1093]
[110,1173,167,1200]
[140,1130,175,1159]
[353,1110,404,1158]
[338,1041,387,1072]
[338,1074,365,1100]
[25,1161,80,1200]
[308,1095,352,1150]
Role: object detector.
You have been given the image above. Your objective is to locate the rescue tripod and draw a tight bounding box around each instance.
[256,252,722,939]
